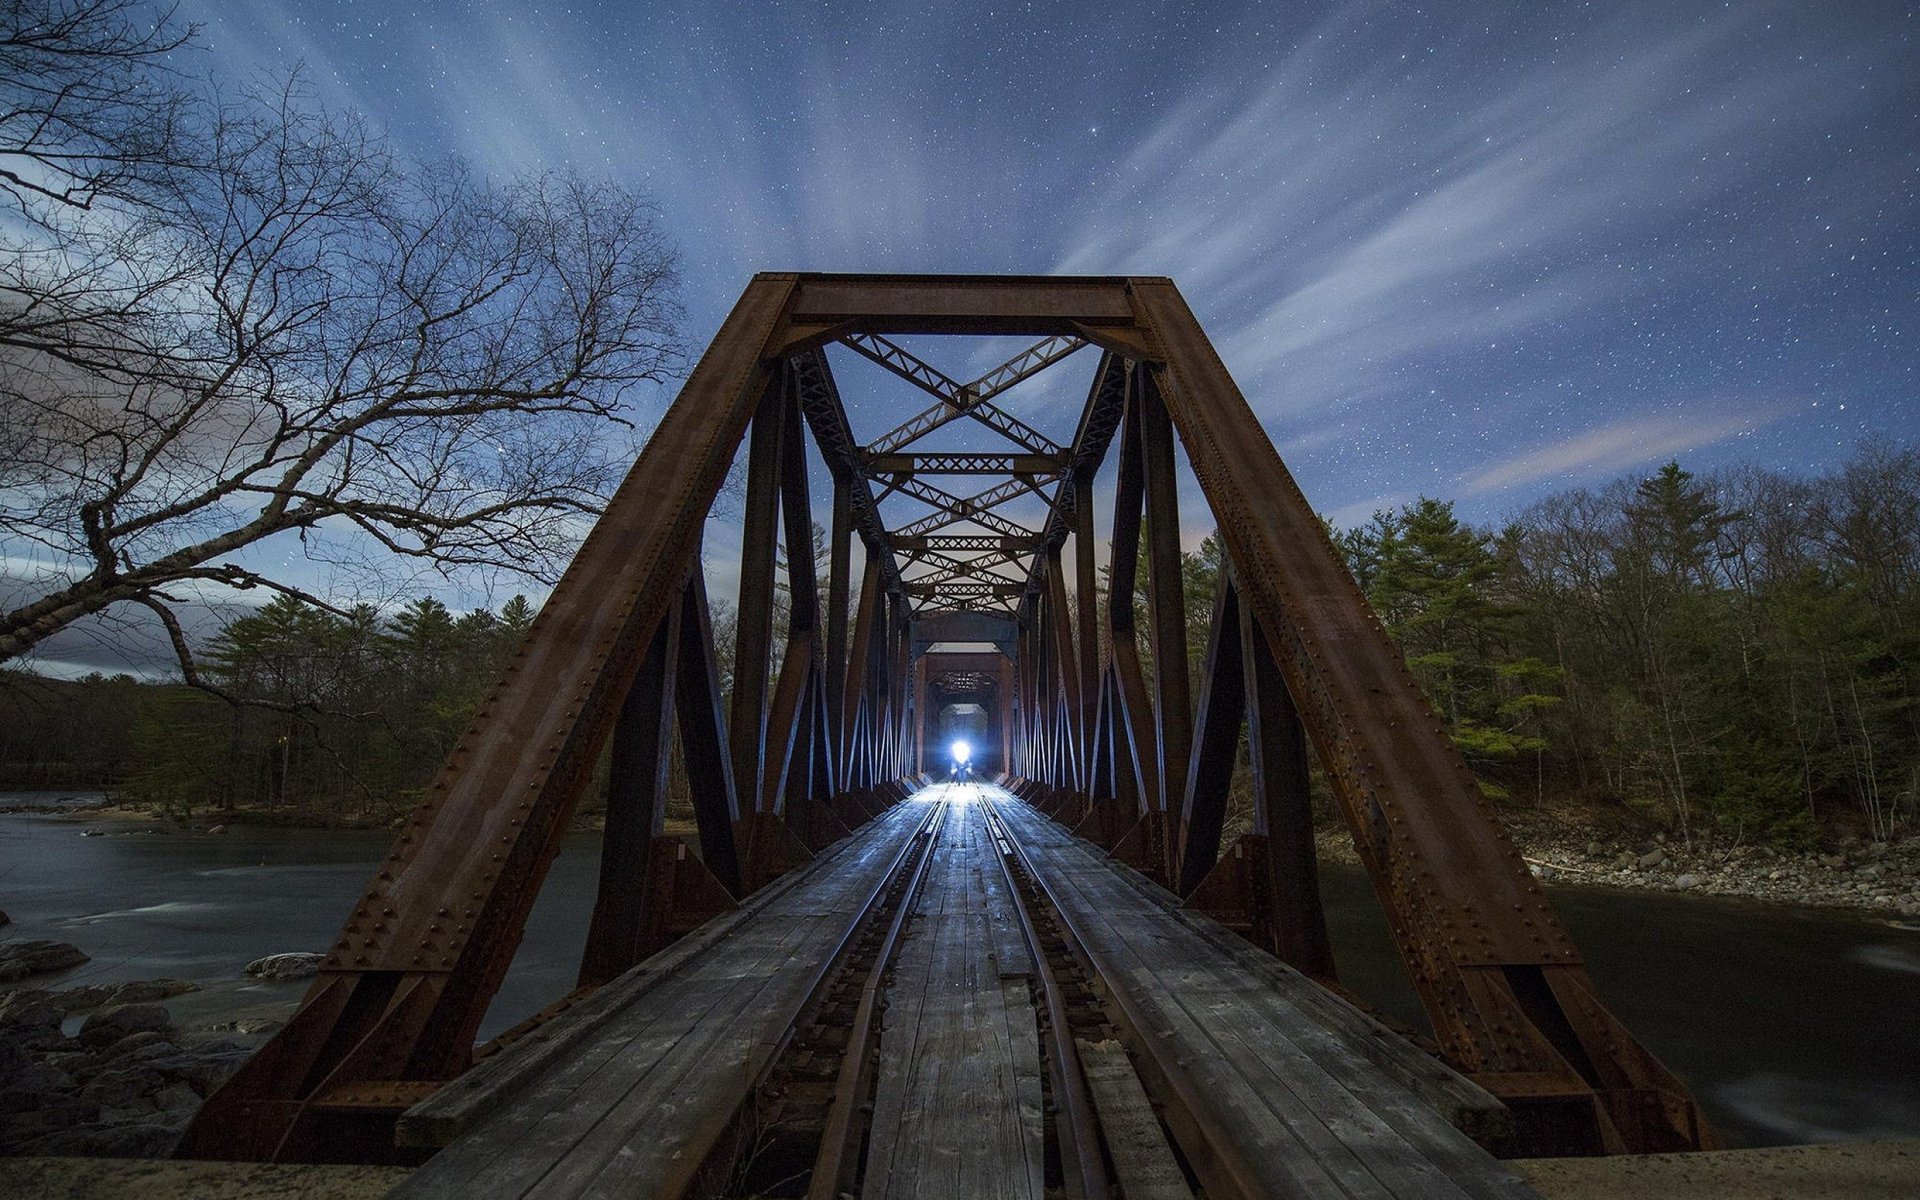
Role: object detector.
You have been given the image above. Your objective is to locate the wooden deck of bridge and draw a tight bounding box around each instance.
[391,800,933,1199]
[863,788,1044,1199]
[390,783,1540,1200]
[985,786,1538,1200]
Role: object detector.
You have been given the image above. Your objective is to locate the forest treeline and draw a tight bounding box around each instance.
[4,440,1915,845]
[0,595,541,819]
[1328,440,1919,846]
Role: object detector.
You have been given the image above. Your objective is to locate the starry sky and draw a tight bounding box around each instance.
[173,0,1917,526]
[20,0,1919,676]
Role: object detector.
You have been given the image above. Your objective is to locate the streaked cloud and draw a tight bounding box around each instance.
[1462,403,1802,495]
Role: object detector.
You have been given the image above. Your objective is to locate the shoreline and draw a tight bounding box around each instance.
[9,792,1917,921]
[1314,804,1920,921]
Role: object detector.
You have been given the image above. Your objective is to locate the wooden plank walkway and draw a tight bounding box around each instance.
[863,785,1044,1200]
[392,800,933,1200]
[988,786,1542,1200]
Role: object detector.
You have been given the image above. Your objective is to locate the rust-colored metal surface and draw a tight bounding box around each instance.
[182,272,1710,1164]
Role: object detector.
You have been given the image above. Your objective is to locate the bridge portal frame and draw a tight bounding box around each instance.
[178,273,1710,1163]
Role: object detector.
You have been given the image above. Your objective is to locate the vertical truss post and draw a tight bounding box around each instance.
[1073,475,1100,792]
[675,570,745,894]
[1046,550,1083,794]
[1240,581,1335,979]
[577,598,680,989]
[1097,382,1162,861]
[826,477,853,778]
[1176,569,1245,897]
[730,373,786,814]
[1138,369,1193,816]
[913,654,929,773]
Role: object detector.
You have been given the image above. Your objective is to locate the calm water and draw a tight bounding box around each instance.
[3,792,1916,1148]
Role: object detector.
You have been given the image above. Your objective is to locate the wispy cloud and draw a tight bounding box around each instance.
[1461,402,1802,495]
[1054,2,1883,420]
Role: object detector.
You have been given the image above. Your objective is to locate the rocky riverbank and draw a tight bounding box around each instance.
[1316,804,1920,919]
[0,976,253,1157]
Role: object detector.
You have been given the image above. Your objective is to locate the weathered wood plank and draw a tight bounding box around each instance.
[1076,1037,1191,1200]
[865,793,1044,1200]
[393,800,933,1200]
[988,789,1540,1200]
[402,801,926,1148]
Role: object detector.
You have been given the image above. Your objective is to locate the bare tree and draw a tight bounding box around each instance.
[1,0,196,218]
[1,4,683,677]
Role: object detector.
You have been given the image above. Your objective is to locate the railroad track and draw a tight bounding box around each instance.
[686,786,1193,1199]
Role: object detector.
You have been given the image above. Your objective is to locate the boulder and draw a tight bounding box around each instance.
[0,939,89,983]
[78,1062,166,1110]
[78,1003,174,1050]
[0,1094,100,1152]
[1636,849,1667,869]
[96,1028,177,1063]
[0,987,55,1023]
[4,977,198,1019]
[244,951,323,980]
[148,1041,250,1096]
[0,1036,34,1086]
[1674,874,1701,890]
[0,998,66,1049]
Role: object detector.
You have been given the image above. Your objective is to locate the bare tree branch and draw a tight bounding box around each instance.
[1,5,684,675]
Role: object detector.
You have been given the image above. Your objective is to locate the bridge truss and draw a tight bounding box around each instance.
[178,273,1711,1163]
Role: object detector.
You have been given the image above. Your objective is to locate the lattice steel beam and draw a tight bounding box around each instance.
[851,332,1076,456]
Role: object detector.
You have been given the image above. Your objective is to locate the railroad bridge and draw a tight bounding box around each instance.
[176,274,1713,1198]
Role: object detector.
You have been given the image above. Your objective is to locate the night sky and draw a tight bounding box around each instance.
[23,1,1918,674]
[176,0,1918,525]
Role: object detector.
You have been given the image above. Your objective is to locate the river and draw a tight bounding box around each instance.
[3,793,1916,1149]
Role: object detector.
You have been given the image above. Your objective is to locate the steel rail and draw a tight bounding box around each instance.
[980,791,1261,1199]
[803,797,951,1200]
[669,798,947,1200]
[980,793,1112,1200]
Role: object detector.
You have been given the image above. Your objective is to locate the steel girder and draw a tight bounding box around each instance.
[181,273,1712,1163]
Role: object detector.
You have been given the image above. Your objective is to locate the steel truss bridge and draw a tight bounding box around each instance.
[176,274,1712,1198]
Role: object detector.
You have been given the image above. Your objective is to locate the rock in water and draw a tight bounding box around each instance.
[0,939,88,983]
[78,1004,175,1050]
[244,951,324,980]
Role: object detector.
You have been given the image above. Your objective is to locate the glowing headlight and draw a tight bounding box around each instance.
[950,739,972,764]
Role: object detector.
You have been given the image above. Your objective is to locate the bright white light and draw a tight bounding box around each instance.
[950,739,972,764]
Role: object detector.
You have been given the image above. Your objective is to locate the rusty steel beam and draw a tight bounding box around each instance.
[865,452,1066,476]
[905,580,1025,599]
[178,274,800,1162]
[787,274,1135,335]
[851,331,1081,455]
[892,533,1041,553]
[1130,277,1709,1153]
[889,475,1047,540]
[791,347,904,594]
[183,271,1708,1165]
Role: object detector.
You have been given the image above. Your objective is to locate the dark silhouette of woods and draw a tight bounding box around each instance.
[0,593,536,819]
[9,442,1914,848]
[1334,444,1920,847]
